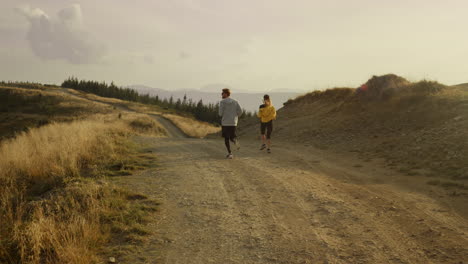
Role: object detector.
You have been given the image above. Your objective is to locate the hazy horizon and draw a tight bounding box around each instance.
[1,0,468,92]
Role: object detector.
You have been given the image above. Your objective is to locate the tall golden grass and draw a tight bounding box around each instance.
[127,115,168,135]
[162,113,220,138]
[0,114,164,263]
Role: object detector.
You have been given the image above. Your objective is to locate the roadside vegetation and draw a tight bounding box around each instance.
[0,86,166,263]
[162,113,221,138]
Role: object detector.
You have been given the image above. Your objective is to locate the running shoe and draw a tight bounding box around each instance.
[267,148,271,154]
[260,144,266,150]
[226,153,233,159]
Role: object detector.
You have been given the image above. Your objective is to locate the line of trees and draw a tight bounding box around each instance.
[61,77,253,124]
[0,81,55,90]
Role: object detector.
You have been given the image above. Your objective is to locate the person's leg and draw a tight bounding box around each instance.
[230,134,237,144]
[227,126,239,150]
[266,121,273,152]
[260,122,267,149]
[222,126,232,154]
[224,137,231,153]
[260,135,267,150]
[230,136,240,150]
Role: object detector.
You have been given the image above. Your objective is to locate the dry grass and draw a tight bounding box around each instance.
[65,88,129,106]
[285,87,355,106]
[127,114,168,136]
[125,102,164,115]
[162,113,220,138]
[60,87,218,138]
[0,86,114,139]
[0,114,165,264]
[241,74,468,184]
[284,76,446,107]
[65,89,170,114]
[0,84,218,261]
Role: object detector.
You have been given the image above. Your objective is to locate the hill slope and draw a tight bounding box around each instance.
[0,86,115,139]
[0,85,171,263]
[453,83,468,90]
[240,74,468,185]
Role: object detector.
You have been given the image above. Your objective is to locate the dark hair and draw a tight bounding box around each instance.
[263,94,271,106]
[222,88,231,96]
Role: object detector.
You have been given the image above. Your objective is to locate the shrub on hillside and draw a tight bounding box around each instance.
[128,116,167,135]
[407,80,445,94]
[284,88,355,106]
[285,74,447,106]
[358,74,410,100]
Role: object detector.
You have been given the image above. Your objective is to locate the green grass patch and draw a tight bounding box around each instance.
[103,144,158,177]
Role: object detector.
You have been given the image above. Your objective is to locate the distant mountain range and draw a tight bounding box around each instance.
[129,85,302,112]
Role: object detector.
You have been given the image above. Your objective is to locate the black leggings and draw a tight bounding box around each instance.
[260,121,273,139]
[224,137,236,153]
[222,126,237,153]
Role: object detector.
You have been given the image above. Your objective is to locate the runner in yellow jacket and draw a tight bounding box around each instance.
[257,94,276,153]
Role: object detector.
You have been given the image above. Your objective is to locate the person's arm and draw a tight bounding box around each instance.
[272,106,277,120]
[257,104,264,118]
[218,101,224,117]
[236,101,243,117]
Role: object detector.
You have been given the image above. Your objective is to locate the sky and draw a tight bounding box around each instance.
[1,0,467,92]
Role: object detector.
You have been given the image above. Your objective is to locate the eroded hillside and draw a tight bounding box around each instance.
[240,74,468,187]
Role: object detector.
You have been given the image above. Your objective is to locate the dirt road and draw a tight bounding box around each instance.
[113,130,468,263]
[50,87,467,263]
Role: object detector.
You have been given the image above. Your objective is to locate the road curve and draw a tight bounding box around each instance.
[149,114,187,139]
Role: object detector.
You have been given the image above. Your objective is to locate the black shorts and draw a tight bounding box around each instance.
[260,121,273,139]
[222,126,237,139]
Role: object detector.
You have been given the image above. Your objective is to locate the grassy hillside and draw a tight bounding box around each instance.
[0,84,220,263]
[0,86,114,139]
[453,83,468,89]
[66,88,221,138]
[0,86,167,263]
[241,74,468,188]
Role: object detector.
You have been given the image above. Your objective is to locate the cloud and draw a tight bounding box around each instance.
[179,51,190,59]
[16,4,105,64]
[143,55,154,64]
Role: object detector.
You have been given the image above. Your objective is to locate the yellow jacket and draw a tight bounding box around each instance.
[257,104,276,123]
